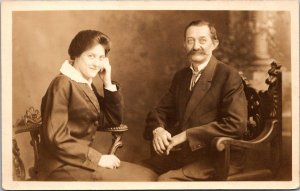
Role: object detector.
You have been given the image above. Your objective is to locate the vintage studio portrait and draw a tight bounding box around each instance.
[3,2,298,189]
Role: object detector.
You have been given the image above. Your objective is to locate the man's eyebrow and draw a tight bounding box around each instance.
[186,36,207,38]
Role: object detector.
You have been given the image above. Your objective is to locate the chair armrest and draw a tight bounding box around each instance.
[100,124,128,154]
[108,132,124,154]
[212,119,278,151]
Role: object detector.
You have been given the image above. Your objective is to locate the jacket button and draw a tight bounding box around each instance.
[94,120,99,126]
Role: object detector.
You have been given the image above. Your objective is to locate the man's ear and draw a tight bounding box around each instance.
[213,40,219,50]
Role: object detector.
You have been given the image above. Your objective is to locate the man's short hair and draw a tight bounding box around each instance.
[68,30,111,60]
[184,20,218,41]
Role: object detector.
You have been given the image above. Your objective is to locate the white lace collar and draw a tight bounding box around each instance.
[59,60,92,89]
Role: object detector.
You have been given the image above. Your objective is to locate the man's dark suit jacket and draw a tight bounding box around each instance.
[144,56,247,179]
[37,74,123,180]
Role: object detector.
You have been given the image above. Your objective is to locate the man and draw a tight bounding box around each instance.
[143,20,247,181]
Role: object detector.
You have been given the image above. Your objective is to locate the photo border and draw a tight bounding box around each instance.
[1,1,299,190]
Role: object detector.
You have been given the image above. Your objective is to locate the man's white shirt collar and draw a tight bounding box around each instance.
[189,54,211,73]
[188,55,211,90]
[60,60,93,89]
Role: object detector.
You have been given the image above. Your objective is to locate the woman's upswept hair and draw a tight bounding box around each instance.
[68,30,111,60]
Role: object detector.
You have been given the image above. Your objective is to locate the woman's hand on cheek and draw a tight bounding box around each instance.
[98,154,121,169]
[98,58,113,87]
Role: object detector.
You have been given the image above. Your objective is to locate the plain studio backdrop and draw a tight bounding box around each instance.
[12,10,291,179]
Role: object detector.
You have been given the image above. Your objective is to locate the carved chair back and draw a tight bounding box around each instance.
[13,107,41,180]
[241,61,282,177]
[213,61,282,180]
[241,61,282,142]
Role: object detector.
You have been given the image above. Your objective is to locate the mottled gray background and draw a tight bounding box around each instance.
[12,11,291,179]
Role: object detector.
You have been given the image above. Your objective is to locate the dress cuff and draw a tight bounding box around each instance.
[87,147,102,164]
[104,84,117,92]
[103,82,122,104]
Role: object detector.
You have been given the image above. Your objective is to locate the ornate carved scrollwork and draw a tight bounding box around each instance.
[240,61,281,140]
[14,107,42,134]
[13,107,42,180]
[265,61,282,118]
[13,138,26,180]
[239,72,263,140]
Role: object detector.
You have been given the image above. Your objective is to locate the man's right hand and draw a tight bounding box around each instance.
[152,127,172,155]
[98,154,121,169]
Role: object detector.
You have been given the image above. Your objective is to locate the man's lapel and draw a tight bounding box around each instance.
[77,84,101,113]
[178,68,193,122]
[183,56,218,124]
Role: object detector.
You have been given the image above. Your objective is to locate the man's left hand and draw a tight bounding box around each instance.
[165,131,187,155]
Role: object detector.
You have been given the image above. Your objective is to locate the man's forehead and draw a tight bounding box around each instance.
[185,25,211,38]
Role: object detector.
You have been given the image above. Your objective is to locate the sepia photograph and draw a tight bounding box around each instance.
[1,0,299,190]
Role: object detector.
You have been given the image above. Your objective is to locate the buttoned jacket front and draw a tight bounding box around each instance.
[37,73,123,180]
[144,56,247,179]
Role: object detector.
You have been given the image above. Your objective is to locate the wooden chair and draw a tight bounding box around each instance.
[212,61,282,180]
[12,107,128,180]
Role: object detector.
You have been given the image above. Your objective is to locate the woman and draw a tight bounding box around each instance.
[37,30,157,181]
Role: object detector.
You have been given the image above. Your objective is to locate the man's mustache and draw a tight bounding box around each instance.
[188,50,206,56]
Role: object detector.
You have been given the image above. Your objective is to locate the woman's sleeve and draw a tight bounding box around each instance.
[41,76,101,171]
[95,82,124,130]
